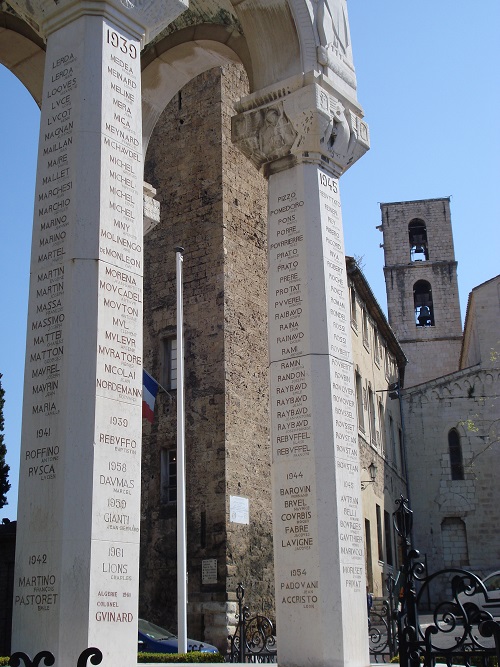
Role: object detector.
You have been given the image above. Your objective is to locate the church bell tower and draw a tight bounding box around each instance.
[379,198,463,387]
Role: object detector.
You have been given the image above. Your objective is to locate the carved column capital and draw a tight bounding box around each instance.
[232,79,369,178]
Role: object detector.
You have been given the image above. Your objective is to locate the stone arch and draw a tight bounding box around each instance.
[0,11,45,104]
[141,26,251,151]
[229,0,304,89]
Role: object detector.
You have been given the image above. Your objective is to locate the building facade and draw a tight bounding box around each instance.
[402,275,500,584]
[380,199,500,598]
[346,257,407,597]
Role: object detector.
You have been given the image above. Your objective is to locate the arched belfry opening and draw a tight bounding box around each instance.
[408,218,428,261]
[414,279,434,326]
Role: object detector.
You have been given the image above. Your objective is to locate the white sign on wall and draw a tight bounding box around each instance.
[230,496,249,524]
[202,559,218,584]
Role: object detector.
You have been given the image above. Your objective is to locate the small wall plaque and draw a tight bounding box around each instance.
[202,558,218,584]
[230,496,249,524]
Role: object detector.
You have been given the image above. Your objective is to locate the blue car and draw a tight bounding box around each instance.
[138,618,219,654]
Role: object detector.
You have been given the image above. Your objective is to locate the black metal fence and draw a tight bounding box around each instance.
[227,583,277,663]
[393,495,500,667]
[369,595,398,662]
[8,647,102,666]
[228,497,500,667]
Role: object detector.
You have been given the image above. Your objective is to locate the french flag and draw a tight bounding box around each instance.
[142,370,159,424]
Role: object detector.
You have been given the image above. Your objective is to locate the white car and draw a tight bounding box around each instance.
[457,571,500,619]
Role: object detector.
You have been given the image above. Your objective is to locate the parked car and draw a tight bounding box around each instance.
[457,571,500,619]
[138,618,219,654]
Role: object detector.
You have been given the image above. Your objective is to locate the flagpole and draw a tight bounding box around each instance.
[175,246,187,654]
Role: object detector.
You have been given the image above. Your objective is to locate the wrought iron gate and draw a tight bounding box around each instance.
[393,496,500,667]
[229,497,500,667]
[227,583,277,663]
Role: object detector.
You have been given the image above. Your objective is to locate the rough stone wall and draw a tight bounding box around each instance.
[140,64,271,651]
[441,518,469,568]
[219,65,273,616]
[380,199,462,387]
[403,365,500,586]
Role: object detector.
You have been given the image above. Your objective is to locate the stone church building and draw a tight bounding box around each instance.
[379,199,500,592]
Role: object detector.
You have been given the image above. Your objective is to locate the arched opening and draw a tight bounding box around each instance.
[448,428,464,480]
[413,279,434,326]
[0,64,40,520]
[408,218,428,261]
[141,29,249,152]
[140,63,272,637]
[0,14,45,105]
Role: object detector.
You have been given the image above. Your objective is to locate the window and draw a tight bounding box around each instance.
[350,286,357,328]
[374,328,381,365]
[448,428,464,480]
[362,308,369,347]
[161,449,177,503]
[355,371,364,431]
[384,347,391,379]
[162,337,178,390]
[365,519,373,590]
[389,415,396,463]
[409,219,429,261]
[378,401,385,453]
[368,386,376,445]
[376,504,383,561]
[414,280,435,326]
[384,510,394,566]
[485,573,500,593]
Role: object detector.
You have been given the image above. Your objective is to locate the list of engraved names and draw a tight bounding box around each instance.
[14,22,143,632]
[268,166,365,615]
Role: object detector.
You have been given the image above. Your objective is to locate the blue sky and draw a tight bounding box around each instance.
[1,0,499,520]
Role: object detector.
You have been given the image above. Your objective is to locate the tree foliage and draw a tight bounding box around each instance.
[0,373,11,508]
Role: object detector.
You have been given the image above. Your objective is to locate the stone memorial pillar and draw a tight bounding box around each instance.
[9,0,185,663]
[233,76,370,667]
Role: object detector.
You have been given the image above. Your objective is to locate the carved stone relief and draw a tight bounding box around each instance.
[311,0,356,89]
[232,82,369,175]
[232,103,297,170]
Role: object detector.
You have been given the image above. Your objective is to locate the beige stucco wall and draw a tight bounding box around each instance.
[348,268,407,597]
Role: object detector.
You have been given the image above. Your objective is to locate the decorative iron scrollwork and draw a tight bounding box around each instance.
[368,610,390,656]
[393,496,500,667]
[76,648,103,667]
[9,651,55,667]
[228,583,277,663]
[9,647,102,667]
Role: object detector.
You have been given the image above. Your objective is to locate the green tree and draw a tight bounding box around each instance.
[0,373,11,508]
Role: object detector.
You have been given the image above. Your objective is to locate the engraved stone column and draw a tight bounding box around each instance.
[9,0,186,663]
[233,77,370,667]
